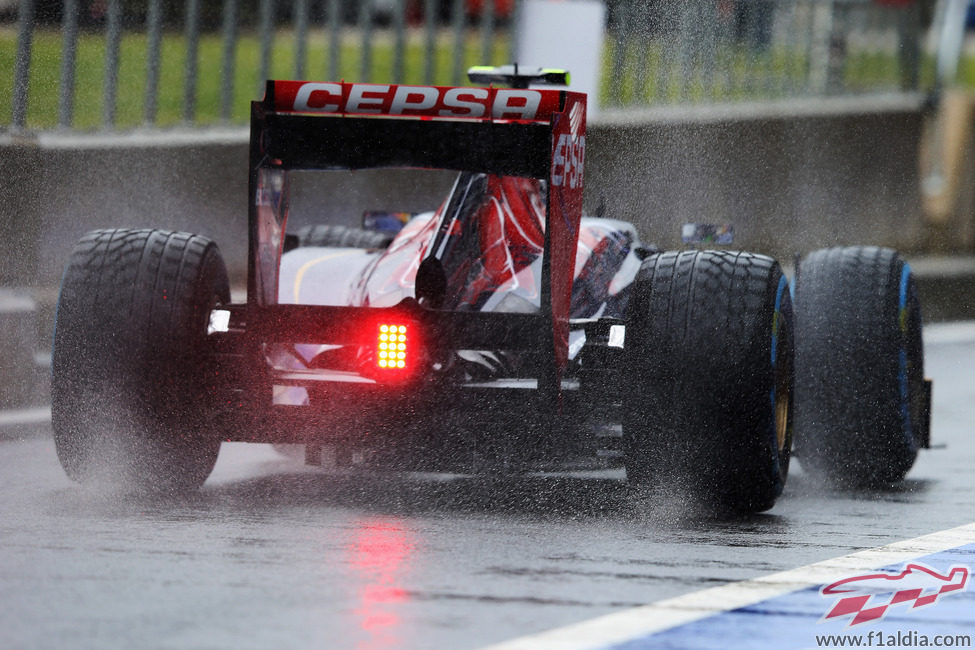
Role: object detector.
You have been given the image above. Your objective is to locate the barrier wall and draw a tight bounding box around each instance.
[585,94,930,258]
[0,94,931,292]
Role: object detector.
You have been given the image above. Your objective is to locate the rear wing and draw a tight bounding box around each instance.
[253,80,576,176]
[247,79,587,388]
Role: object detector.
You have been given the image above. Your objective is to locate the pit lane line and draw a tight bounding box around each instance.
[481,518,975,648]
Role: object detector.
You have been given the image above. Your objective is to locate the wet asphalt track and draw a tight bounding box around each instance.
[1,322,974,650]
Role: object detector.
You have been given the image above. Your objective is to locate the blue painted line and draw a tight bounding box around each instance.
[483,523,975,650]
[609,544,975,649]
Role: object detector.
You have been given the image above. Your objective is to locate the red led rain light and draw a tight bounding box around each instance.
[377,323,409,370]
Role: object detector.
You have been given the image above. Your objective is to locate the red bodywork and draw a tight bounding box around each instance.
[249,80,587,382]
[355,176,545,310]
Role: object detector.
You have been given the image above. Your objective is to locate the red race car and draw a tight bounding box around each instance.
[51,66,930,512]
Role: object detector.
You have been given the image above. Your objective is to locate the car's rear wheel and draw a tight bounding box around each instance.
[296,224,392,249]
[52,229,228,492]
[623,250,794,513]
[794,246,926,487]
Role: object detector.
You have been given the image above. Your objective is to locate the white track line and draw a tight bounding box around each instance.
[924,321,975,345]
[0,406,51,427]
[482,522,975,650]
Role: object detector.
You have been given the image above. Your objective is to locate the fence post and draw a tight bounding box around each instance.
[295,0,309,80]
[394,0,407,83]
[12,0,35,131]
[607,0,633,106]
[58,0,79,129]
[897,2,921,91]
[935,0,968,89]
[327,0,341,80]
[184,0,201,123]
[145,0,163,125]
[102,0,122,128]
[450,0,465,85]
[809,0,835,94]
[678,3,695,102]
[794,0,815,96]
[424,0,437,84]
[359,1,374,82]
[220,0,238,121]
[258,0,274,97]
[508,0,521,66]
[480,0,496,64]
[826,1,848,95]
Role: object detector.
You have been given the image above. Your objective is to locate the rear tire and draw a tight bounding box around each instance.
[623,251,794,513]
[794,246,925,487]
[296,224,392,249]
[52,229,229,493]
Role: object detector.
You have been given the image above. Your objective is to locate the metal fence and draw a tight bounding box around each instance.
[1,0,932,133]
[4,0,517,131]
[604,0,930,108]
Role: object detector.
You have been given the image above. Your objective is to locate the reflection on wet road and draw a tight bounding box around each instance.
[1,325,973,649]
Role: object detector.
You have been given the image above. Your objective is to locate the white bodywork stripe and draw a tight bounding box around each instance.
[293,250,358,304]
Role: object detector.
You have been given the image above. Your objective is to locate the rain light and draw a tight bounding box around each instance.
[377,323,409,370]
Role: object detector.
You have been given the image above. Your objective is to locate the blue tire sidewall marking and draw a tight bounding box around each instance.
[770,274,789,473]
[898,262,913,447]
[772,275,787,366]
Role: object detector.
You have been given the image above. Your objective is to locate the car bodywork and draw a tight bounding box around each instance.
[210,75,637,470]
[50,67,931,509]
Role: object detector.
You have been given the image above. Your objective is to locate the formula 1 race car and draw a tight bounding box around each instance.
[51,66,931,512]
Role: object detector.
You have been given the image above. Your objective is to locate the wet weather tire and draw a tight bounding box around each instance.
[794,247,926,487]
[52,229,229,493]
[623,251,794,513]
[296,224,392,249]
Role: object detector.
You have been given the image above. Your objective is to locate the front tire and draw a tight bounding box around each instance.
[52,229,229,493]
[623,251,794,513]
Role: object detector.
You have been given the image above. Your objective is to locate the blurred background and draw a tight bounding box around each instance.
[0,0,952,128]
[2,0,975,411]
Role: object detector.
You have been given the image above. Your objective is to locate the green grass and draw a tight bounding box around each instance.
[0,25,947,130]
[598,33,923,109]
[0,27,511,130]
[955,55,975,90]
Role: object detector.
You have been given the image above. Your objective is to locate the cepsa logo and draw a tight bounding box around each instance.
[286,82,551,121]
[552,101,585,189]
